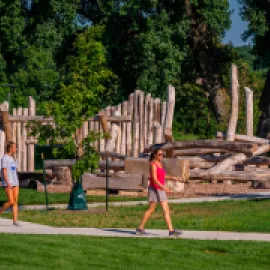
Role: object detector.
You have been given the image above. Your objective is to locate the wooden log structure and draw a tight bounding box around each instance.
[217,132,269,144]
[145,140,258,155]
[245,87,253,136]
[0,102,12,142]
[226,64,239,141]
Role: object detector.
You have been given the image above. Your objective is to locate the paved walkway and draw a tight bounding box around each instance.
[1,218,270,242]
[20,192,270,211]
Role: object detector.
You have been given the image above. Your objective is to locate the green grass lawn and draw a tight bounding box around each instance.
[3,199,270,232]
[0,234,269,270]
[0,188,147,205]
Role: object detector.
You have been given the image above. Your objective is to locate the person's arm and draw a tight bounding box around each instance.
[2,167,11,189]
[150,164,170,192]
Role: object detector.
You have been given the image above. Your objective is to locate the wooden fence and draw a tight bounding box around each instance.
[0,85,175,172]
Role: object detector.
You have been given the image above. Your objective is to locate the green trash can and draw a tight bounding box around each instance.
[67,182,88,210]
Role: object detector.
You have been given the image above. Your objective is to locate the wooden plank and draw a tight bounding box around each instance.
[99,160,125,170]
[226,64,239,141]
[145,140,258,154]
[173,148,230,156]
[139,91,145,152]
[148,97,154,146]
[126,94,134,156]
[245,87,253,136]
[44,159,76,169]
[28,97,35,171]
[82,173,144,191]
[0,129,5,158]
[133,90,140,157]
[121,101,128,155]
[154,98,161,143]
[160,101,167,142]
[1,110,12,142]
[144,94,150,147]
[116,104,122,154]
[16,107,22,171]
[12,108,17,144]
[22,108,28,171]
[99,151,126,160]
[9,115,132,123]
[164,85,175,140]
[124,158,189,179]
[217,132,270,144]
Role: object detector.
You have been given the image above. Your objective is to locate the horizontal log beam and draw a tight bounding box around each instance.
[145,140,258,155]
[99,151,127,160]
[44,159,76,169]
[217,132,270,144]
[99,160,125,170]
[173,148,229,156]
[9,115,132,123]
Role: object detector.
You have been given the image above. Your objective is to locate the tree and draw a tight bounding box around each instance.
[29,26,117,177]
[239,0,270,137]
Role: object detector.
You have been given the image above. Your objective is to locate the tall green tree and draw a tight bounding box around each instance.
[239,0,270,137]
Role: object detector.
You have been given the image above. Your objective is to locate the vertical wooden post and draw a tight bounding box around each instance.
[153,98,161,143]
[139,91,145,153]
[16,107,22,171]
[94,120,100,151]
[226,64,239,141]
[121,101,128,155]
[27,96,35,171]
[160,101,167,142]
[244,87,253,137]
[164,85,175,141]
[148,97,154,146]
[144,94,150,147]
[126,94,134,156]
[116,104,122,154]
[0,102,12,142]
[12,108,17,144]
[22,108,28,171]
[82,120,89,140]
[133,90,140,157]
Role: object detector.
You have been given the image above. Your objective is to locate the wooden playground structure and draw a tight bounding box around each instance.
[1,64,270,192]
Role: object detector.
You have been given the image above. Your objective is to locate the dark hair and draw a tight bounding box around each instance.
[149,149,161,162]
[6,141,15,153]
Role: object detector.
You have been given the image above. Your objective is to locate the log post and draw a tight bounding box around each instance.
[27,97,35,171]
[16,107,22,171]
[121,101,128,155]
[164,85,175,146]
[144,94,150,147]
[154,98,161,144]
[116,104,122,154]
[139,91,145,153]
[0,102,11,142]
[148,97,154,146]
[244,87,253,136]
[133,90,140,157]
[126,94,134,156]
[22,108,28,171]
[12,108,17,144]
[226,64,239,141]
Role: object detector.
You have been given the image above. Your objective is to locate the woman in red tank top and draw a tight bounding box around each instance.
[136,149,184,237]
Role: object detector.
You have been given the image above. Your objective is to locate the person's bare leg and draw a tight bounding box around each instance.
[0,188,14,214]
[160,201,173,231]
[12,186,19,222]
[138,202,157,229]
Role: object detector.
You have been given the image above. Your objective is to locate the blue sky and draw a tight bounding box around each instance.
[223,0,250,47]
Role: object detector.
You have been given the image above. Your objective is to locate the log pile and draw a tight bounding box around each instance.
[142,64,270,188]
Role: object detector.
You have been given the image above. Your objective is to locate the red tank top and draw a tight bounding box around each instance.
[149,162,166,190]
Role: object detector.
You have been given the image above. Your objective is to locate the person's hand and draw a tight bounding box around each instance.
[163,187,171,193]
[6,182,12,189]
[172,176,183,182]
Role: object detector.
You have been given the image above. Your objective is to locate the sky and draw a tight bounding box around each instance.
[223,0,250,47]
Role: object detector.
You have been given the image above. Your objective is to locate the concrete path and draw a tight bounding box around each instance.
[1,218,270,242]
[19,192,270,211]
